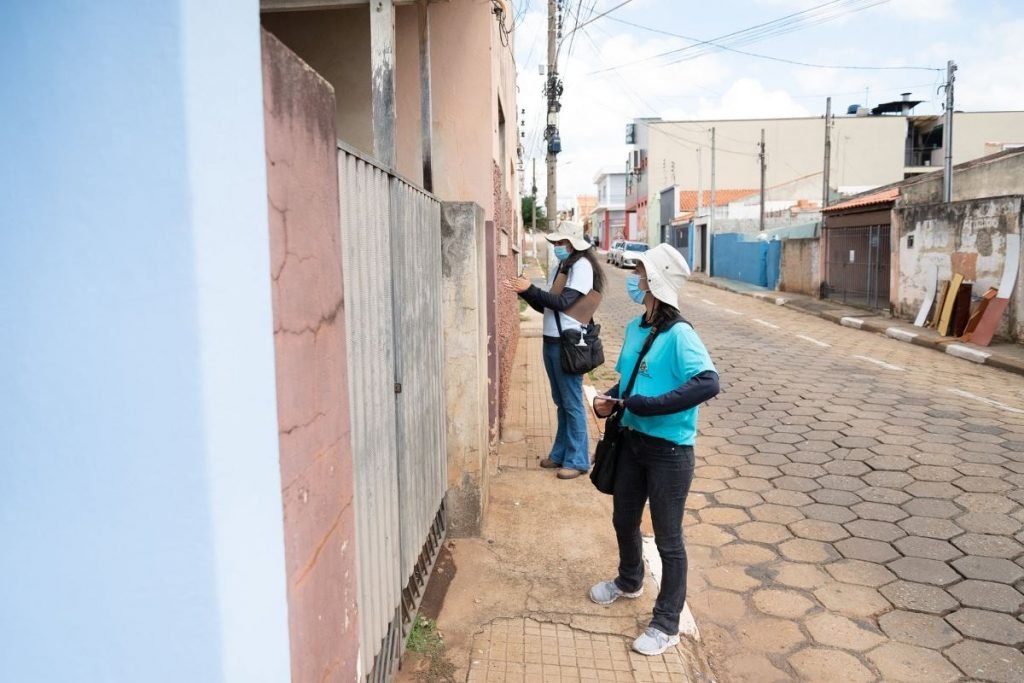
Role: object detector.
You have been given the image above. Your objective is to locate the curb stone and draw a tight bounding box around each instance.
[692,276,1024,379]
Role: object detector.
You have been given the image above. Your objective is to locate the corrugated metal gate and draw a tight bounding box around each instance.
[338,145,448,682]
[824,224,891,309]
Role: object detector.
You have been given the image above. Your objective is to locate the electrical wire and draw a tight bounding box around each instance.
[564,0,585,59]
[558,0,635,56]
[579,25,759,158]
[603,15,941,72]
[589,0,923,75]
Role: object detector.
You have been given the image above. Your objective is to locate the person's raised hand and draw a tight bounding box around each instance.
[502,276,531,293]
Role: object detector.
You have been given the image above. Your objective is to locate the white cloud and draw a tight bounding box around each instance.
[943,20,1024,111]
[880,0,956,20]
[513,1,1018,200]
[755,0,956,21]
[688,78,812,120]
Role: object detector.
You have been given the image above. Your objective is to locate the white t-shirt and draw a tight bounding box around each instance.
[543,257,594,337]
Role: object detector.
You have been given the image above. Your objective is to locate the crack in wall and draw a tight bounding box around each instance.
[293,498,353,588]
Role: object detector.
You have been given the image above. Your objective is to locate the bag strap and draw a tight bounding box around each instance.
[552,260,586,334]
[622,318,686,400]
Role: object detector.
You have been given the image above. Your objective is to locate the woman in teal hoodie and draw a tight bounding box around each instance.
[590,243,720,657]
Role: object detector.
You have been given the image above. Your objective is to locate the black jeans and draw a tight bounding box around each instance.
[612,429,695,635]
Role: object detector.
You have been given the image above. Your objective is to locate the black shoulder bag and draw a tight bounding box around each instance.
[589,323,667,495]
[554,311,605,375]
[553,259,604,375]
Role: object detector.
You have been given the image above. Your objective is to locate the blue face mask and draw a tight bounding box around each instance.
[553,246,570,262]
[626,274,646,304]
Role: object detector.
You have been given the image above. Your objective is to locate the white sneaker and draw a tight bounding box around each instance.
[588,580,643,605]
[632,627,680,656]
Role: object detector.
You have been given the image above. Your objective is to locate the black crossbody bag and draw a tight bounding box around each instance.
[554,311,605,375]
[590,319,685,494]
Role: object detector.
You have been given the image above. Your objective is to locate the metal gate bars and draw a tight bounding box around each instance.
[337,144,448,682]
[824,224,891,310]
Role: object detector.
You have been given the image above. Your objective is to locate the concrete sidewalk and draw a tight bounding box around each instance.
[690,274,1024,378]
[409,289,714,682]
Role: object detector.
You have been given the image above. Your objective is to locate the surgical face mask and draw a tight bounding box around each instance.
[553,246,570,262]
[626,274,646,304]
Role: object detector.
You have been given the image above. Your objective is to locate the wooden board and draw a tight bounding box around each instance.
[914,264,938,327]
[930,280,950,328]
[970,297,1011,347]
[951,282,973,338]
[937,274,963,337]
[998,234,1021,298]
[962,288,997,341]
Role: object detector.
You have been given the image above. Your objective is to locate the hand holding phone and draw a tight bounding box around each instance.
[593,394,621,418]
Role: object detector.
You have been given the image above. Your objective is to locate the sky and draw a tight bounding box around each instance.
[511,0,1024,207]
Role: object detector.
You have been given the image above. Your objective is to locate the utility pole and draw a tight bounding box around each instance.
[531,158,538,234]
[943,60,957,203]
[822,97,832,209]
[708,127,716,275]
[544,0,562,231]
[696,147,703,217]
[759,128,766,233]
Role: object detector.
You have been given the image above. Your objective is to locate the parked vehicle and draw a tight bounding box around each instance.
[617,241,649,268]
[607,240,625,264]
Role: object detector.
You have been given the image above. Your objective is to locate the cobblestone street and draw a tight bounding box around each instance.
[592,259,1024,683]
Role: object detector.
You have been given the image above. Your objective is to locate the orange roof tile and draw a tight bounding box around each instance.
[678,189,758,212]
[823,187,899,212]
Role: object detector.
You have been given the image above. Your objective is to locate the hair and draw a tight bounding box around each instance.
[648,300,683,330]
[563,247,606,294]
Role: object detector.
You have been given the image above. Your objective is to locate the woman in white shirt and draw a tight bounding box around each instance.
[505,233,606,479]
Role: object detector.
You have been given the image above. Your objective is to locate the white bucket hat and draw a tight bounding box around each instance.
[544,232,592,251]
[637,243,691,307]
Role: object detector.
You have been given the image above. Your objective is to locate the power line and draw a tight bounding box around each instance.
[564,0,585,59]
[589,0,918,75]
[591,0,864,73]
[604,15,941,72]
[558,0,635,54]
[580,29,760,158]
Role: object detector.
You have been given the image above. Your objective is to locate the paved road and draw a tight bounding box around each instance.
[593,259,1024,683]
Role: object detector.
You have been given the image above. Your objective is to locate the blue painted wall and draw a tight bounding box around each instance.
[767,239,782,290]
[688,222,696,268]
[712,233,782,289]
[0,2,291,681]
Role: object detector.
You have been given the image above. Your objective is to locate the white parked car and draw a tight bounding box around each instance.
[607,240,625,264]
[616,241,649,268]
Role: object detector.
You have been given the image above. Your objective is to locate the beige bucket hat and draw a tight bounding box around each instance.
[637,243,692,307]
[544,232,592,251]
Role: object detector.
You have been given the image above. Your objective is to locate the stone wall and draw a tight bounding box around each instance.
[892,196,1019,342]
[262,31,359,682]
[779,238,822,296]
[893,196,1023,342]
[441,202,491,536]
[494,162,521,433]
[901,149,1024,205]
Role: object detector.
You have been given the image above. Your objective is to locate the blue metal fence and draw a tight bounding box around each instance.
[711,233,781,289]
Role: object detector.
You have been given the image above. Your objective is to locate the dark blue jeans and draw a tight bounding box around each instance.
[541,340,590,472]
[612,429,695,635]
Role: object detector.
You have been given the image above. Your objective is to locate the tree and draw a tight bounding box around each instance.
[521,196,545,228]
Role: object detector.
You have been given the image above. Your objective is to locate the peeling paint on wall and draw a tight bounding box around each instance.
[895,196,1022,342]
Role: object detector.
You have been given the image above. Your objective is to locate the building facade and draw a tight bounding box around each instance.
[4,1,522,682]
[591,168,627,247]
[628,108,1024,246]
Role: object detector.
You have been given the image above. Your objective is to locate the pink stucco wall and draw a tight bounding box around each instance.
[262,31,359,683]
[493,162,520,426]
